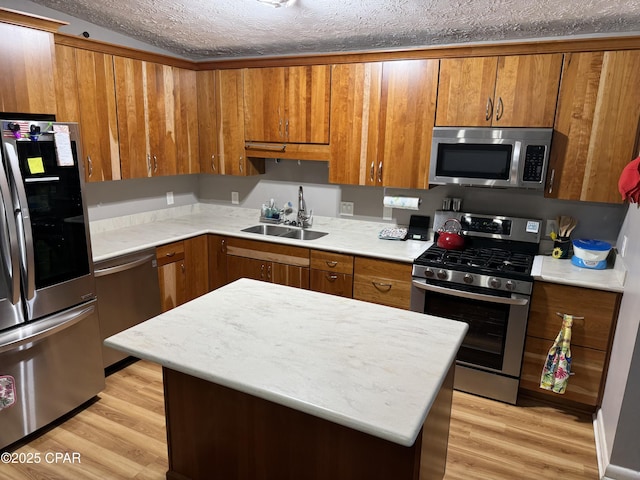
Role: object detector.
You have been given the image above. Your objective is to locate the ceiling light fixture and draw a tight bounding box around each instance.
[256,0,297,8]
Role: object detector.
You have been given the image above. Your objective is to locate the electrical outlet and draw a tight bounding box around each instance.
[545,219,557,237]
[166,191,174,205]
[231,191,239,204]
[340,201,354,216]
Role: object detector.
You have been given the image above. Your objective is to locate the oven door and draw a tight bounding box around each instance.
[411,278,529,378]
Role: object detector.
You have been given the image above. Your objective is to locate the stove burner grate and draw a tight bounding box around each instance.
[417,246,533,275]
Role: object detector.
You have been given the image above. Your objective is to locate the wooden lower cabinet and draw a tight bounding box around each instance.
[353,257,412,309]
[208,234,228,290]
[310,250,354,298]
[156,236,209,312]
[226,238,310,289]
[519,281,621,410]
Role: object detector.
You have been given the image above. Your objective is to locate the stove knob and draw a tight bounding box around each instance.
[437,269,448,280]
[505,280,516,291]
[424,268,434,278]
[463,274,474,284]
[489,277,502,289]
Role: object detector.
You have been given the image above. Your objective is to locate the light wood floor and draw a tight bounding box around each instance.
[2,360,599,480]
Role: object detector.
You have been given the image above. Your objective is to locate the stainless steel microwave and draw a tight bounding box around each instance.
[428,127,553,189]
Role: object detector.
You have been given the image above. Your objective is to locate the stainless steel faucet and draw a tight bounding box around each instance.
[297,185,312,228]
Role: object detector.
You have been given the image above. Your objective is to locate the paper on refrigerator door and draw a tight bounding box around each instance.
[54,130,74,166]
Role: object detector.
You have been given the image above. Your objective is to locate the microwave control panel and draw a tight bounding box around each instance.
[522,145,547,182]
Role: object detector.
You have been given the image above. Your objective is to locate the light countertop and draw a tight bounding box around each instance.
[104,278,468,447]
[89,203,627,292]
[90,204,430,264]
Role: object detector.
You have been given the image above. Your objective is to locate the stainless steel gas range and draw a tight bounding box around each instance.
[410,211,542,404]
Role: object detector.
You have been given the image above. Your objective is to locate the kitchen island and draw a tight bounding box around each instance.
[105,278,468,480]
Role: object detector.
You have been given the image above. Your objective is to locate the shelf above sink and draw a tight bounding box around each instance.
[241,225,328,241]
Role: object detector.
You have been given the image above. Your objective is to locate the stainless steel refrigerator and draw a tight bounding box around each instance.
[0,120,104,450]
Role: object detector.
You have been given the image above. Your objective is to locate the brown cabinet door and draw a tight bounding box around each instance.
[208,235,228,290]
[378,59,439,189]
[271,264,310,289]
[436,54,561,127]
[243,67,285,142]
[285,65,331,144]
[158,260,186,312]
[227,256,269,283]
[145,61,177,177]
[329,60,438,189]
[218,70,264,176]
[493,54,562,127]
[114,56,150,179]
[353,257,411,309]
[520,335,606,407]
[184,235,209,302]
[528,282,620,351]
[548,50,640,203]
[197,70,219,175]
[174,67,199,174]
[0,22,57,115]
[310,270,353,298]
[329,62,382,186]
[55,45,121,182]
[436,57,498,127]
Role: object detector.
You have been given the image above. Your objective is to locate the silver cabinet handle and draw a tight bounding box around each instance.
[239,156,244,174]
[285,119,289,141]
[267,264,272,281]
[165,252,176,257]
[377,162,383,183]
[181,263,185,273]
[87,155,93,177]
[370,162,375,182]
[146,154,152,174]
[221,238,226,253]
[496,97,504,121]
[211,154,216,172]
[154,155,158,173]
[547,168,556,194]
[326,273,338,282]
[326,260,338,268]
[485,97,494,121]
[412,279,529,306]
[260,263,265,279]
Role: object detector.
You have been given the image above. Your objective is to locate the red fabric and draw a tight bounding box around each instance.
[619,156,640,203]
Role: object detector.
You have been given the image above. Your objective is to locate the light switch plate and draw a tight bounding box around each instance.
[231,191,239,204]
[166,191,174,205]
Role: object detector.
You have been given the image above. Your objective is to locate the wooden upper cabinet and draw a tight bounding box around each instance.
[54,45,121,182]
[114,56,150,178]
[0,21,57,115]
[199,69,264,176]
[436,54,562,127]
[330,59,438,189]
[174,67,199,175]
[243,65,330,144]
[547,50,640,203]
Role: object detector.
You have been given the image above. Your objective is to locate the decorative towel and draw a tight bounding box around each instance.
[618,156,640,203]
[0,375,16,411]
[540,314,573,394]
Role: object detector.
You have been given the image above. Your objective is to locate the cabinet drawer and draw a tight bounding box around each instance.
[520,335,606,407]
[156,241,185,266]
[353,257,411,309]
[528,282,620,350]
[310,250,354,274]
[310,270,353,298]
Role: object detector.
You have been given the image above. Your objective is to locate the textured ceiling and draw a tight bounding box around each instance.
[35,0,640,60]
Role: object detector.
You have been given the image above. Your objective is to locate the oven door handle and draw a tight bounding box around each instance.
[412,279,529,306]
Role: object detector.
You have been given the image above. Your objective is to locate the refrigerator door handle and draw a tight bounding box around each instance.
[0,151,20,305]
[4,143,35,300]
[0,303,96,354]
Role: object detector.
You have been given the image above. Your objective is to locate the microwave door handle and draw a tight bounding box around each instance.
[5,143,35,301]
[0,151,20,305]
[412,279,529,306]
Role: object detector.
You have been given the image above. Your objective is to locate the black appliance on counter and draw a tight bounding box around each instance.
[410,210,542,404]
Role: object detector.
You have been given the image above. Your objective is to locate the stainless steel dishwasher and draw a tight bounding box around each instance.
[94,249,162,368]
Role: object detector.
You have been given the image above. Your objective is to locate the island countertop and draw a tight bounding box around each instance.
[104,278,468,447]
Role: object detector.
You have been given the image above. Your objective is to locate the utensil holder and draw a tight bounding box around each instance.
[552,236,572,259]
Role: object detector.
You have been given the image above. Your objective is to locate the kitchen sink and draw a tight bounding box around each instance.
[241,225,328,240]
